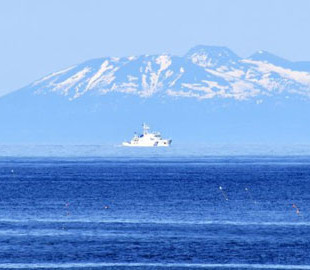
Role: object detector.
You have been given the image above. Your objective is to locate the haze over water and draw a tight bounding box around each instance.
[1,144,310,157]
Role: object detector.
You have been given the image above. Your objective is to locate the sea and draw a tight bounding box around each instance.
[0,145,309,269]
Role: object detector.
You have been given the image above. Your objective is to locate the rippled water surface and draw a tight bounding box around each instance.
[0,156,309,269]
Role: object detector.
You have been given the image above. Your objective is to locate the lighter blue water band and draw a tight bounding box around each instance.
[0,218,309,227]
[0,262,309,269]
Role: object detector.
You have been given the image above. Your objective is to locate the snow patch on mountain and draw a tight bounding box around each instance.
[166,89,200,98]
[86,60,114,90]
[53,67,91,95]
[244,59,310,86]
[33,65,76,86]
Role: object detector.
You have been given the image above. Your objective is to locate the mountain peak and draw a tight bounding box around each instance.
[185,45,240,68]
[248,50,291,67]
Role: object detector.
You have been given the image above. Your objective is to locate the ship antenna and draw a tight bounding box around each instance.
[143,123,150,135]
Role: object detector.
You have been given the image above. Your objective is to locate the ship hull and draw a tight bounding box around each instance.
[122,140,172,147]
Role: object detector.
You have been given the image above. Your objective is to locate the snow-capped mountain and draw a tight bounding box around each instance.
[1,45,310,144]
[27,45,310,102]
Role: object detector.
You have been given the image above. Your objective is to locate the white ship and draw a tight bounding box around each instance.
[122,124,172,147]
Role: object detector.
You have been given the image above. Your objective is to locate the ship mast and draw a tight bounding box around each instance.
[143,123,150,135]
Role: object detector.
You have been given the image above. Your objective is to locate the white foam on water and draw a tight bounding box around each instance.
[0,262,309,269]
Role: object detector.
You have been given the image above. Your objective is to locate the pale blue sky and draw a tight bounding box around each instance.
[1,0,310,95]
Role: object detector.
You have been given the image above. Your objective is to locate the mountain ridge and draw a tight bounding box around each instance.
[5,45,310,102]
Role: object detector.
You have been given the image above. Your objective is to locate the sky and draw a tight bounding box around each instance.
[0,0,310,96]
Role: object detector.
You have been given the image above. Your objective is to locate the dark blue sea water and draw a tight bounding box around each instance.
[0,156,309,269]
